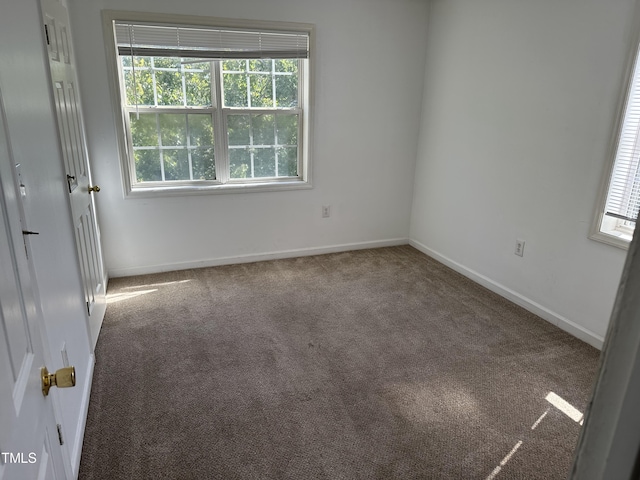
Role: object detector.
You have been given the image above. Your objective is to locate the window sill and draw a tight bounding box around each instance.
[125,179,312,199]
[589,230,632,250]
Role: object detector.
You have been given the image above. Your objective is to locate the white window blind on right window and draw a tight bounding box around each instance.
[605,47,640,223]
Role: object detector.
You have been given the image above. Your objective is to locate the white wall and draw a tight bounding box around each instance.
[0,0,94,475]
[410,0,636,346]
[68,0,429,277]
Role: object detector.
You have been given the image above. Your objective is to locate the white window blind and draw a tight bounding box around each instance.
[114,22,309,60]
[605,46,640,223]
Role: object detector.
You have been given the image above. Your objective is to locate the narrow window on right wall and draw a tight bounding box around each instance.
[593,44,640,248]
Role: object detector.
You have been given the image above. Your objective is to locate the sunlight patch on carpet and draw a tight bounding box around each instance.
[107,289,157,304]
[385,382,479,425]
[121,279,192,289]
[546,392,583,424]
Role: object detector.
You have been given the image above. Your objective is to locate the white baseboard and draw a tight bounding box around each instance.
[108,238,410,278]
[409,239,604,350]
[71,353,95,479]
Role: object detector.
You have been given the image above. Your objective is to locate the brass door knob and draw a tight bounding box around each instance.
[41,366,76,396]
[88,185,101,193]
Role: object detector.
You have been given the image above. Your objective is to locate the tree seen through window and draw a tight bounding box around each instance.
[121,56,300,183]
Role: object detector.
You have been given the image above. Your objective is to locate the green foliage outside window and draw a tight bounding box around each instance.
[221,59,298,108]
[123,57,211,107]
[122,56,299,183]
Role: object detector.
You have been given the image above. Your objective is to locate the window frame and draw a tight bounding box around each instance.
[102,10,314,197]
[591,31,640,249]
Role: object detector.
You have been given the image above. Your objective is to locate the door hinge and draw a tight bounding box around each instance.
[44,24,51,46]
[57,424,64,446]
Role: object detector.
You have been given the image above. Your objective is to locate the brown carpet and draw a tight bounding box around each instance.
[79,246,600,479]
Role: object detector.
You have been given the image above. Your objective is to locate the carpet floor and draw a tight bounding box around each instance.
[78,246,600,479]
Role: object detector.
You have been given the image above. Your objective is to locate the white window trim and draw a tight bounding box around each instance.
[590,14,640,250]
[101,10,315,198]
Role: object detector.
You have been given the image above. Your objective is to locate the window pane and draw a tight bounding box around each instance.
[153,57,181,69]
[188,115,213,147]
[275,59,297,73]
[275,75,298,108]
[134,149,162,182]
[155,70,184,106]
[134,56,152,68]
[191,147,215,180]
[222,60,245,72]
[254,147,276,177]
[223,73,248,107]
[122,56,214,108]
[249,59,272,72]
[159,114,187,147]
[252,114,275,145]
[223,59,299,109]
[185,70,211,107]
[188,114,215,181]
[124,69,154,106]
[227,115,250,145]
[183,59,209,70]
[229,148,250,178]
[276,115,298,145]
[130,113,158,147]
[163,148,190,181]
[249,74,273,107]
[277,146,298,177]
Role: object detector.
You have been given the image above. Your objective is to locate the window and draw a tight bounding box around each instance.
[592,42,640,247]
[103,12,313,195]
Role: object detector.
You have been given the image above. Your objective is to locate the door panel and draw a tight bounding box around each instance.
[41,0,106,347]
[0,90,65,480]
[75,208,99,315]
[36,429,61,480]
[67,83,87,184]
[0,247,31,383]
[53,82,77,191]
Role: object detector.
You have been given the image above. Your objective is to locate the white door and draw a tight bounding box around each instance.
[0,94,66,480]
[41,0,106,348]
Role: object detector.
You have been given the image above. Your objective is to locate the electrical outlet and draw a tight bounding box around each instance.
[515,239,525,257]
[322,205,331,218]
